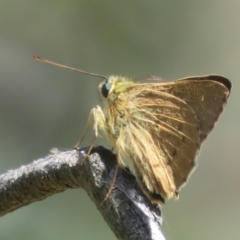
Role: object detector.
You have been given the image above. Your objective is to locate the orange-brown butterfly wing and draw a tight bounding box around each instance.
[113,86,200,201]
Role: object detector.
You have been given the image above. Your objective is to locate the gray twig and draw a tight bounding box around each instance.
[0,146,165,240]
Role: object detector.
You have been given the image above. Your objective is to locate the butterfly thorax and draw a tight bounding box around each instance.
[99,76,135,138]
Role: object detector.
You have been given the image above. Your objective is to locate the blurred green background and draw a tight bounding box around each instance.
[0,1,239,240]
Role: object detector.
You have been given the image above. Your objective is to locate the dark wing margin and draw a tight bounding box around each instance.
[177,75,231,92]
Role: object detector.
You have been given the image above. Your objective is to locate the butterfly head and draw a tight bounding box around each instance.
[98,76,134,104]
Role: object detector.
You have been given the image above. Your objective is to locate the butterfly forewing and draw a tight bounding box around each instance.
[109,84,201,201]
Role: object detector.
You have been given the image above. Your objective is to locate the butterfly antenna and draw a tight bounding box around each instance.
[33,55,108,81]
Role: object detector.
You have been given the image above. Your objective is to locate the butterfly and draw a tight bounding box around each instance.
[91,75,231,203]
[33,55,231,204]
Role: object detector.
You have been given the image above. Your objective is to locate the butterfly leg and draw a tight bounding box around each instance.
[101,151,119,205]
[74,113,93,148]
[75,106,106,164]
[84,106,106,156]
[91,105,106,138]
[74,105,105,148]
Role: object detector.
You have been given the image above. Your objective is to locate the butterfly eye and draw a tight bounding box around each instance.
[101,81,112,98]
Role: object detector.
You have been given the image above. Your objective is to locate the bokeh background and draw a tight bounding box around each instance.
[0,1,239,240]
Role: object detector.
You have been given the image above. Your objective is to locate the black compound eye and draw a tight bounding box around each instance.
[101,81,112,98]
